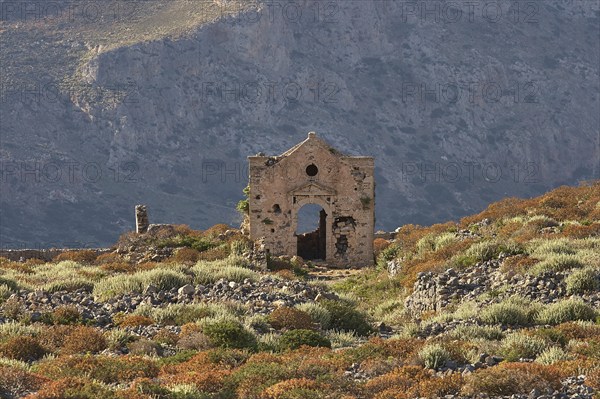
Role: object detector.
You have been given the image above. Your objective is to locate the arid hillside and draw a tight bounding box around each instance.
[0,182,599,398]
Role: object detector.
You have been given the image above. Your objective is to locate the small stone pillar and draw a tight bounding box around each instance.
[135,205,149,234]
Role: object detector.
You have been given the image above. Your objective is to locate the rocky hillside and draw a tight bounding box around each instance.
[0,183,599,398]
[1,0,599,247]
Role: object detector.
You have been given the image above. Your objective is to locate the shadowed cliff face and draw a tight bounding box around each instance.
[1,0,598,247]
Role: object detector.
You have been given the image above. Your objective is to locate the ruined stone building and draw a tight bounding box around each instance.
[248,132,374,267]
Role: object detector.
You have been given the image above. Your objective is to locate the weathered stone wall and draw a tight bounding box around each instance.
[248,132,374,267]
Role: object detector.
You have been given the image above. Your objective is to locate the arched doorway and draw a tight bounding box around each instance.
[296,203,327,260]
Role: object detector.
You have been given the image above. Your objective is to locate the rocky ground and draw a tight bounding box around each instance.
[1,275,337,327]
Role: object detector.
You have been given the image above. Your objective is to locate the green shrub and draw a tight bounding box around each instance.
[138,269,190,291]
[277,329,331,351]
[536,299,597,325]
[320,300,372,336]
[376,243,401,269]
[158,234,217,252]
[450,325,505,341]
[419,343,450,369]
[41,278,95,293]
[448,254,478,269]
[466,241,501,262]
[0,277,19,292]
[535,347,571,365]
[295,303,331,330]
[193,257,258,284]
[529,238,577,256]
[465,240,523,264]
[202,320,257,350]
[529,328,568,347]
[501,332,548,361]
[565,268,599,294]
[93,268,190,300]
[106,329,132,351]
[135,303,216,325]
[480,297,539,326]
[326,329,360,349]
[0,284,13,304]
[93,275,142,301]
[530,254,584,275]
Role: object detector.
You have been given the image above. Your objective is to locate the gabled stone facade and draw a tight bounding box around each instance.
[248,132,374,267]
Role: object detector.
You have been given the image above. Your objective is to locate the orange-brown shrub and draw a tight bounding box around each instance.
[135,262,159,271]
[24,377,116,399]
[429,239,473,262]
[461,363,562,395]
[339,338,423,366]
[160,352,245,394]
[561,222,600,239]
[373,238,392,257]
[116,315,154,327]
[180,322,203,336]
[0,259,34,273]
[551,359,600,377]
[460,183,600,227]
[50,305,81,325]
[275,347,340,380]
[359,358,402,377]
[177,332,212,350]
[261,378,321,399]
[500,255,539,276]
[587,368,600,390]
[202,224,231,238]
[268,307,314,330]
[556,322,600,340]
[171,247,201,263]
[394,222,456,253]
[366,366,431,394]
[61,326,107,355]
[275,269,297,280]
[153,329,178,345]
[54,250,98,264]
[410,373,463,398]
[165,369,231,392]
[0,336,47,361]
[100,262,135,273]
[497,220,527,240]
[37,325,76,352]
[0,366,48,397]
[95,252,122,264]
[115,379,159,399]
[197,245,230,261]
[36,355,159,384]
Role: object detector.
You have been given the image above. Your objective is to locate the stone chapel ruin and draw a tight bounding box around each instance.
[248,132,375,267]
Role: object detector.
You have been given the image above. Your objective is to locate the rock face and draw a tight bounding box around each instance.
[1,1,598,246]
[248,132,374,267]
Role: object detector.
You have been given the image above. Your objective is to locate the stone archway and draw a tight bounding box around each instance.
[292,197,332,262]
[295,203,327,260]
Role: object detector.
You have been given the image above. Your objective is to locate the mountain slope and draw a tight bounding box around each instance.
[1,0,598,247]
